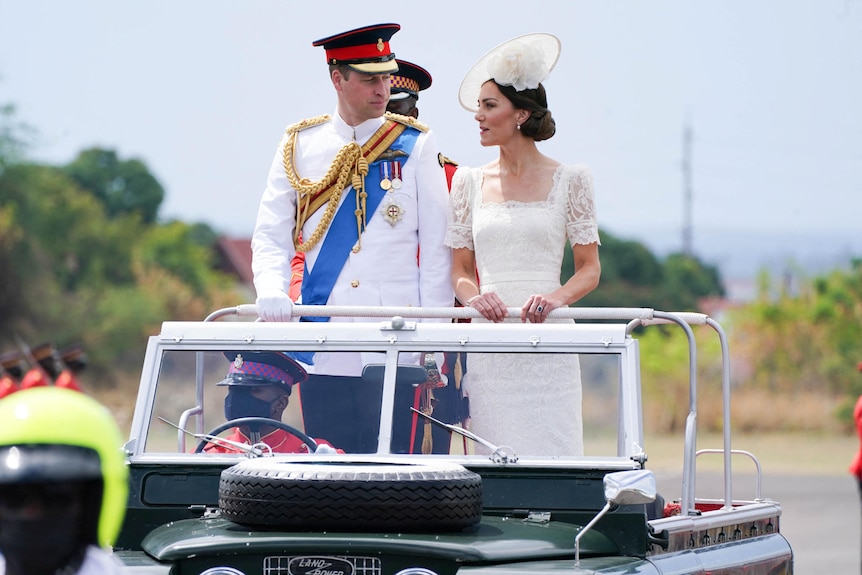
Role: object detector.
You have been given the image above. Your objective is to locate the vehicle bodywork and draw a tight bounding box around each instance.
[115,304,793,574]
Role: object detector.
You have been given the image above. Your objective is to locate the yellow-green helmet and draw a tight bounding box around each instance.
[0,387,128,548]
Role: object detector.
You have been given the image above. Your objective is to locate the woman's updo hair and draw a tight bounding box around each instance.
[495,81,556,142]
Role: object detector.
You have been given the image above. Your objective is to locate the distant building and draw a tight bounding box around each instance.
[214,236,254,300]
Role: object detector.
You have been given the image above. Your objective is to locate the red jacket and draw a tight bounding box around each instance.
[203,427,340,454]
[849,394,862,479]
[0,375,17,399]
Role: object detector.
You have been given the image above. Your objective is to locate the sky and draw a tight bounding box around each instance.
[1,1,861,281]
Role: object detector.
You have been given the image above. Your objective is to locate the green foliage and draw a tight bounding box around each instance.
[0,102,36,171]
[0,146,242,385]
[637,325,725,433]
[572,229,725,310]
[63,148,165,224]
[729,260,862,425]
[0,163,143,290]
[136,221,224,294]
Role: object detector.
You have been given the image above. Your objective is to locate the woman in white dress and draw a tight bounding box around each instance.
[445,34,601,457]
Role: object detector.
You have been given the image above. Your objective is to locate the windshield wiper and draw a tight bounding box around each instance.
[410,408,518,463]
[158,417,272,457]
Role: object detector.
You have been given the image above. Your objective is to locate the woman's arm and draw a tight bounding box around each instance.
[522,242,601,323]
[452,248,507,322]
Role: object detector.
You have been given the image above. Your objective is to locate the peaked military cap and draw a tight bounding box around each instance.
[217,351,308,389]
[313,23,400,74]
[0,351,24,378]
[60,344,87,372]
[389,59,432,101]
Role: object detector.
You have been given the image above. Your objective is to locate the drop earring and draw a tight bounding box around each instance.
[516,123,521,130]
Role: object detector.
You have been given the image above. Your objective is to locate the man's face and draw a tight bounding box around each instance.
[0,482,88,572]
[387,95,419,118]
[224,384,289,421]
[334,68,391,126]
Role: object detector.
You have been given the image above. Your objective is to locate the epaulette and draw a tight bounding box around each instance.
[384,111,429,132]
[438,153,458,168]
[285,114,331,135]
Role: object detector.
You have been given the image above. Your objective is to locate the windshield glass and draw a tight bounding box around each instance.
[143,347,622,459]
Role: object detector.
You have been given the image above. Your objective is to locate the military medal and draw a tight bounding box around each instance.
[381,199,405,227]
[391,161,402,189]
[380,162,392,191]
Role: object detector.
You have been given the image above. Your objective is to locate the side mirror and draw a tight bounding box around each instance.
[603,469,657,505]
[575,470,657,567]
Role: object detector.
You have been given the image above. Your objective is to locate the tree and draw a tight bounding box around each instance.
[63,148,165,224]
[728,260,862,428]
[572,229,725,310]
[0,101,36,172]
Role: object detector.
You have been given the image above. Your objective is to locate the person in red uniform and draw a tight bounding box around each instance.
[203,351,339,454]
[55,344,86,392]
[850,361,862,574]
[18,342,59,390]
[0,351,25,400]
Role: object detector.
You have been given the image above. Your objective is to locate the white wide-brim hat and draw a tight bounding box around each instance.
[458,32,561,112]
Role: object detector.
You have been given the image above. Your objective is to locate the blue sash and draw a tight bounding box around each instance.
[300,127,420,325]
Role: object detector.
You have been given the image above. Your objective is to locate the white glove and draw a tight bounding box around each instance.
[255,289,294,322]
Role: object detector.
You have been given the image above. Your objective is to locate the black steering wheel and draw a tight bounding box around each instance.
[194,417,319,454]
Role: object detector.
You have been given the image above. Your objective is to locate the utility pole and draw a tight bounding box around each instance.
[682,121,693,257]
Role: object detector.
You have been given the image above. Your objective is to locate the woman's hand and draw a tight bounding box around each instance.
[468,292,508,322]
[521,294,562,323]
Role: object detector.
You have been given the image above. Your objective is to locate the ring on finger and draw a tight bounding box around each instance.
[536,305,544,313]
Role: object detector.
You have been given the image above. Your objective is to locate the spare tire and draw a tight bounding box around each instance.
[219,458,482,531]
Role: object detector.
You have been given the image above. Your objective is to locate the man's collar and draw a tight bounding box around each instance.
[332,111,385,143]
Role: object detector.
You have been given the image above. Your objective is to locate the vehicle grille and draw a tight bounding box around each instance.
[263,555,381,575]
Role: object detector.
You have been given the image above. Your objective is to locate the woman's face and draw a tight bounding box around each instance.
[474,81,522,147]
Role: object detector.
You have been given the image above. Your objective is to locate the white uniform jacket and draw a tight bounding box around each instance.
[252,112,453,375]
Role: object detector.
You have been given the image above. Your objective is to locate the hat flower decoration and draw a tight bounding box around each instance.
[459,33,561,112]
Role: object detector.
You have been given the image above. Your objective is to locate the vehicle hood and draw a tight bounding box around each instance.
[142,515,617,563]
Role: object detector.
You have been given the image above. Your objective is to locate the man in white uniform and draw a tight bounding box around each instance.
[251,23,452,451]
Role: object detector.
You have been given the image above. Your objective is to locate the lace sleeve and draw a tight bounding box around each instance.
[564,164,601,246]
[444,167,475,250]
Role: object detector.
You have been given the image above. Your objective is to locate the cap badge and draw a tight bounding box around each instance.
[377,38,384,52]
[233,354,244,369]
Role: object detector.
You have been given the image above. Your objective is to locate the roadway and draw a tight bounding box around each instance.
[656,471,857,574]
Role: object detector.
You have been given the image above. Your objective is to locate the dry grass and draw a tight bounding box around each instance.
[643,431,857,476]
[641,387,848,435]
[588,430,857,478]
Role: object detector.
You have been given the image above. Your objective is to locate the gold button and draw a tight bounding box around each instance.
[351,279,359,288]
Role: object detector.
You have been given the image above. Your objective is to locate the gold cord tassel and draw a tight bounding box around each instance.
[351,156,369,252]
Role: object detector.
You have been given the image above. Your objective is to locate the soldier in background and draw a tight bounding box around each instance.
[19,342,61,390]
[0,352,24,399]
[55,344,86,392]
[849,360,862,575]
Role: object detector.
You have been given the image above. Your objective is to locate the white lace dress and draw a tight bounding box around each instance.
[444,164,600,456]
